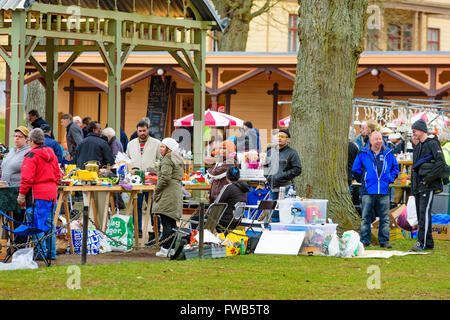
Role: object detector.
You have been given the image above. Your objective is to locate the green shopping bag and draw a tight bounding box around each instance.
[105,214,134,252]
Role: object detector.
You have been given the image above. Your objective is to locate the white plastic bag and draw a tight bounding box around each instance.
[327,233,340,257]
[356,241,365,257]
[98,235,112,253]
[406,196,418,227]
[339,230,361,257]
[0,248,38,271]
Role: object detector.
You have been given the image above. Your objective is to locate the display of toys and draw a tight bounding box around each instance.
[145,175,158,184]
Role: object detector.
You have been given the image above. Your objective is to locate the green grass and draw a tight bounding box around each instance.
[0,239,449,300]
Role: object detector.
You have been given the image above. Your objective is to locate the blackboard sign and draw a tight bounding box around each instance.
[147,75,171,140]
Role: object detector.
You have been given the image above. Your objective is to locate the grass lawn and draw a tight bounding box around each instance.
[0,238,448,300]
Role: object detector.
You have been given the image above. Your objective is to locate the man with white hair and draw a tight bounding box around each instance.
[103,127,123,159]
[73,116,83,128]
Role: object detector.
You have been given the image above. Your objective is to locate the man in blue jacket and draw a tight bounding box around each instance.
[40,124,63,163]
[352,131,399,248]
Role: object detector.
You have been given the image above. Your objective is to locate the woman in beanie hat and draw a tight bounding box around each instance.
[152,137,184,257]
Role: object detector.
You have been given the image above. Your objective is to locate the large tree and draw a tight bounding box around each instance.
[290,0,369,233]
[213,0,278,51]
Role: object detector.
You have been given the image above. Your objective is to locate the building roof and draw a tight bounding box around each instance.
[0,0,228,31]
[0,0,33,10]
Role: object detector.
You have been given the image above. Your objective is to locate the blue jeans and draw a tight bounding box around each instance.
[27,203,56,260]
[361,194,390,245]
[137,192,149,233]
[269,187,291,223]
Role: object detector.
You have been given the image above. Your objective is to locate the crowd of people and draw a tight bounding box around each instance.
[2,107,447,260]
[350,118,450,251]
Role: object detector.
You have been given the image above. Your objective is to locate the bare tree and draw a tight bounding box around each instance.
[290,0,369,233]
[213,0,280,51]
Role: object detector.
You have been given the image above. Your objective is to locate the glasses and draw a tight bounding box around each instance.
[277,135,289,139]
[14,134,26,139]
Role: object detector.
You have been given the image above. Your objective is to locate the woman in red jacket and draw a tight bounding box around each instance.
[17,128,62,260]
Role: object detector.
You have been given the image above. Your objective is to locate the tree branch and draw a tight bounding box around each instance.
[249,0,281,19]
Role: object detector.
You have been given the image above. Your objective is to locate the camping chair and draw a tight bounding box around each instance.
[221,201,247,236]
[167,203,228,258]
[0,201,55,267]
[239,200,277,238]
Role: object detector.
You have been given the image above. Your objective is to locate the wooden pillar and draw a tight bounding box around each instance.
[193,29,206,171]
[4,64,11,145]
[107,20,122,140]
[45,38,58,140]
[9,10,27,143]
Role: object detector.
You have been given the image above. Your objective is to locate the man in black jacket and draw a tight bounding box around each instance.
[74,121,114,169]
[410,119,446,251]
[263,129,302,222]
[28,109,54,139]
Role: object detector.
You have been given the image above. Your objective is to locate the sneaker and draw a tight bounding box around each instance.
[410,242,424,252]
[380,243,392,249]
[155,247,169,257]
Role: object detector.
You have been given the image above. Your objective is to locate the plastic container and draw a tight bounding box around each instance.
[270,223,338,255]
[278,199,328,224]
[184,244,227,259]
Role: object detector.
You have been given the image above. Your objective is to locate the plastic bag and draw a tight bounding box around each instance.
[406,196,418,227]
[339,230,361,257]
[105,214,134,252]
[397,207,413,231]
[327,233,340,257]
[98,235,112,253]
[0,248,38,271]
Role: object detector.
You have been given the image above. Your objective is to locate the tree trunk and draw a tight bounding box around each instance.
[25,80,46,126]
[290,0,368,234]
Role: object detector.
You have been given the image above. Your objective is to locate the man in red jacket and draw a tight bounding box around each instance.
[17,128,62,260]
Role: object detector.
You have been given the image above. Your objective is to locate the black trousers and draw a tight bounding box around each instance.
[160,214,177,250]
[415,191,435,249]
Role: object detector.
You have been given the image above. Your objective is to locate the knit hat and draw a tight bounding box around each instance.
[161,137,179,152]
[412,119,428,133]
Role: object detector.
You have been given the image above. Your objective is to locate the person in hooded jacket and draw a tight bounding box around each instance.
[152,138,184,257]
[213,166,250,234]
[410,119,446,252]
[17,128,62,260]
[352,131,399,248]
[207,140,239,204]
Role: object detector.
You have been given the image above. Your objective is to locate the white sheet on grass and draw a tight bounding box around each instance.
[353,250,429,259]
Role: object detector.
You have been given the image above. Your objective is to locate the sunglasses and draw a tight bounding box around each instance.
[277,135,289,139]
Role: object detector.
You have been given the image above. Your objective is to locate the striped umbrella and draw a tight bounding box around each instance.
[173,109,244,127]
[279,116,290,127]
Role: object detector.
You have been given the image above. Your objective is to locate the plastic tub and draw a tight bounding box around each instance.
[278,199,328,224]
[270,223,338,255]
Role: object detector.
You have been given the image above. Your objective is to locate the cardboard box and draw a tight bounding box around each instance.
[372,226,411,241]
[432,224,450,240]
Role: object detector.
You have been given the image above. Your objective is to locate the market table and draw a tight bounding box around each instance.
[55,184,211,254]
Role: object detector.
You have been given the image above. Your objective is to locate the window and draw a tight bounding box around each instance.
[366,29,379,51]
[288,14,298,52]
[427,28,440,51]
[387,24,401,51]
[403,24,413,51]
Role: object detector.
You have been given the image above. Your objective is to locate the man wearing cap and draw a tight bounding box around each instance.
[1,126,31,187]
[263,128,302,222]
[410,119,446,251]
[41,124,63,163]
[388,133,405,155]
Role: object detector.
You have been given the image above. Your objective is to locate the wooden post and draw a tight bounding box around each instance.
[45,38,58,139]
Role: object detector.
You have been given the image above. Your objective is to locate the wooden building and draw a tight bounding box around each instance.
[23,51,450,148]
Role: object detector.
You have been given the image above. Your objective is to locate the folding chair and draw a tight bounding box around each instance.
[0,201,55,267]
[221,201,247,236]
[239,200,277,238]
[167,203,228,258]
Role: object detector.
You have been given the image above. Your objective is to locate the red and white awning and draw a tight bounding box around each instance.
[279,116,290,127]
[173,109,244,127]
